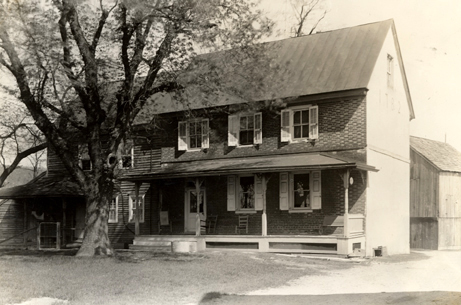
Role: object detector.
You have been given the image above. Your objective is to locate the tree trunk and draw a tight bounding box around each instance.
[76,179,114,257]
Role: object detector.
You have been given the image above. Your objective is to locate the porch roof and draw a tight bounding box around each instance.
[0,175,83,199]
[122,152,378,181]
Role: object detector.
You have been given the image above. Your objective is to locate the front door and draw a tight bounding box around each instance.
[185,189,206,233]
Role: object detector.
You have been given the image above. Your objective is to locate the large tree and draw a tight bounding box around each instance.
[0,0,273,256]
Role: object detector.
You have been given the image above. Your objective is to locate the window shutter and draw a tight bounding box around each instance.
[227,175,236,211]
[140,195,145,222]
[201,119,209,148]
[280,110,291,142]
[309,106,319,140]
[254,112,262,144]
[178,121,188,151]
[228,115,239,146]
[128,196,134,222]
[311,171,322,209]
[254,174,263,210]
[279,172,289,210]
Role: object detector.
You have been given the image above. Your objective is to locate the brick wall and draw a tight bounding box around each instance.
[154,98,366,163]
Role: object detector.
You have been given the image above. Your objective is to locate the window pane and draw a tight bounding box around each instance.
[294,126,301,139]
[189,122,196,136]
[201,120,208,134]
[240,116,247,130]
[190,136,197,148]
[293,174,310,208]
[247,115,254,129]
[239,176,254,209]
[122,156,132,168]
[196,121,202,135]
[293,111,300,124]
[302,110,309,124]
[302,125,309,138]
[240,130,253,145]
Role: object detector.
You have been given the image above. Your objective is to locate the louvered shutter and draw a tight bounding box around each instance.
[128,196,134,222]
[254,174,263,210]
[254,112,262,144]
[227,175,236,211]
[201,119,209,148]
[309,106,319,140]
[228,115,239,146]
[281,110,291,142]
[178,121,188,151]
[311,171,322,209]
[279,172,289,210]
[139,195,145,222]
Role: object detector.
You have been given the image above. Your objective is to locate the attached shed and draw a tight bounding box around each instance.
[410,136,461,250]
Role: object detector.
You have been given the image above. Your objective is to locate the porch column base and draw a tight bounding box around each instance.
[337,236,366,256]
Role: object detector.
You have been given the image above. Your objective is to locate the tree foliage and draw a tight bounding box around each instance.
[0,0,273,256]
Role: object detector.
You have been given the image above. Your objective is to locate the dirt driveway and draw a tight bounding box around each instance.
[250,250,461,295]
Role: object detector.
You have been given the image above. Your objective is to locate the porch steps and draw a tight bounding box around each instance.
[129,244,171,252]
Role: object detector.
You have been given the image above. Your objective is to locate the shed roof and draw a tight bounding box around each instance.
[122,152,377,181]
[137,19,414,120]
[0,175,83,199]
[410,136,461,173]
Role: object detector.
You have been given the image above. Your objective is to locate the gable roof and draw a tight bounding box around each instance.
[410,136,461,173]
[137,19,414,119]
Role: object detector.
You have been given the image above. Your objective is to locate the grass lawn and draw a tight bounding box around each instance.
[0,249,355,305]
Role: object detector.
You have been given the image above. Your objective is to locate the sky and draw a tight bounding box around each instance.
[260,0,461,151]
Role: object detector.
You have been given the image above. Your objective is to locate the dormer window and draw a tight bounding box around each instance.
[228,113,262,147]
[387,54,394,88]
[178,119,209,151]
[280,105,318,142]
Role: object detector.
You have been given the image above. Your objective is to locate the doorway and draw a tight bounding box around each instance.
[185,188,206,233]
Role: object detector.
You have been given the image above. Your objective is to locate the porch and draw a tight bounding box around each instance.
[132,232,365,255]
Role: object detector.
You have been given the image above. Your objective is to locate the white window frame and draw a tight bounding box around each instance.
[279,171,321,213]
[237,175,256,212]
[120,139,134,169]
[281,105,318,143]
[78,144,92,171]
[108,196,119,223]
[227,174,263,213]
[387,54,394,88]
[178,119,209,151]
[228,113,262,147]
[129,194,145,223]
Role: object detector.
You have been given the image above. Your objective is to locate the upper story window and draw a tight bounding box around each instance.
[108,196,119,223]
[228,113,262,147]
[107,139,134,169]
[78,144,92,171]
[178,119,209,151]
[280,105,318,143]
[387,54,394,88]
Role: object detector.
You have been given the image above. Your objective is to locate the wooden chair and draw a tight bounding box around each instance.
[158,211,172,233]
[206,215,218,234]
[235,215,249,234]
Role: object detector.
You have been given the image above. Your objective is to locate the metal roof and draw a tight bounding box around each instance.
[136,19,414,121]
[122,152,377,181]
[410,136,461,173]
[0,175,83,199]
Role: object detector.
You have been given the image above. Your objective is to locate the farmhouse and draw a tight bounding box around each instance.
[410,136,461,250]
[0,19,414,257]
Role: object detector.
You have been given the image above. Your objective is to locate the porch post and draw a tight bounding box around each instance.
[194,178,202,237]
[135,182,141,236]
[343,170,350,238]
[261,175,267,236]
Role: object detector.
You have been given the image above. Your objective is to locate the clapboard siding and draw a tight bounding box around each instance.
[438,217,461,250]
[0,199,25,246]
[410,149,439,217]
[47,148,68,177]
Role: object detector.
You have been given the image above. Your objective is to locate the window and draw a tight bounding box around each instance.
[120,139,134,169]
[227,175,264,212]
[108,196,119,223]
[228,113,262,146]
[281,106,318,142]
[129,194,145,223]
[178,119,209,151]
[78,145,92,171]
[387,54,394,88]
[279,171,321,212]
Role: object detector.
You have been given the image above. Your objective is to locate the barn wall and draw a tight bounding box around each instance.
[438,172,461,250]
[410,149,439,217]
